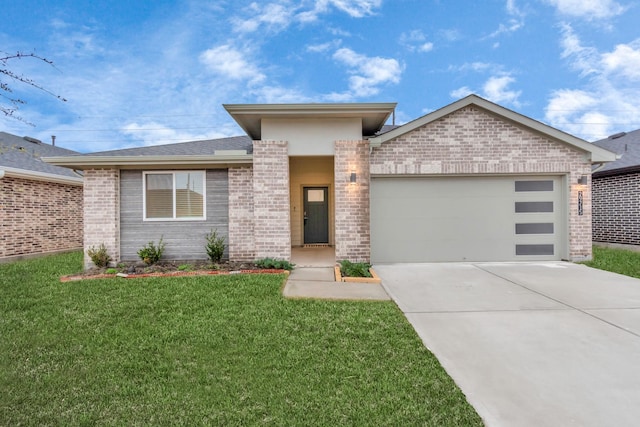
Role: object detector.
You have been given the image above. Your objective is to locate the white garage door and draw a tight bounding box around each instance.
[370,176,566,263]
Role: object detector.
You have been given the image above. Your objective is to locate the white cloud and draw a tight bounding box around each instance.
[486,0,525,38]
[231,2,295,33]
[543,0,626,19]
[120,121,214,147]
[199,44,265,84]
[332,47,403,97]
[482,74,522,106]
[450,86,474,99]
[399,30,435,53]
[545,29,640,140]
[299,0,382,21]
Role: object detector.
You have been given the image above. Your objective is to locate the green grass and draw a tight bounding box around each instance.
[583,245,640,278]
[0,252,481,426]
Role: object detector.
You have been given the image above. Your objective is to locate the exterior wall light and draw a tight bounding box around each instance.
[577,175,588,185]
[350,171,357,183]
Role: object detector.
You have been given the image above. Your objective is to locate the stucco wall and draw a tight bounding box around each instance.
[593,172,640,246]
[0,176,83,260]
[370,106,593,261]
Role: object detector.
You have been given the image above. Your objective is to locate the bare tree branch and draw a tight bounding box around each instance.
[0,51,67,126]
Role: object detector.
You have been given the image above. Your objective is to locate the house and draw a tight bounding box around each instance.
[44,95,616,268]
[0,132,83,262]
[591,129,640,247]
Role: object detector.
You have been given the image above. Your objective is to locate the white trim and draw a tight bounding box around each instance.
[142,170,207,221]
[42,154,253,169]
[0,166,83,186]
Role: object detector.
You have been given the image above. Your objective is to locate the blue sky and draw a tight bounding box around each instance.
[1,0,639,153]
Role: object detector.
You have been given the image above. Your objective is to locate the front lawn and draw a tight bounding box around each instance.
[583,245,640,278]
[0,252,481,426]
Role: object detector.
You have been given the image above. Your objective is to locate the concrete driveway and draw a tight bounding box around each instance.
[374,262,640,427]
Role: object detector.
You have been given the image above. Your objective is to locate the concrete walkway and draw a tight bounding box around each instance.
[375,262,640,427]
[283,267,390,300]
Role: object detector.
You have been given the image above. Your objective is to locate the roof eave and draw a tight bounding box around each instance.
[368,94,618,164]
[43,154,254,170]
[0,166,83,186]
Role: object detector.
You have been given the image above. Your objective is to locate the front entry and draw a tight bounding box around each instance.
[303,187,329,244]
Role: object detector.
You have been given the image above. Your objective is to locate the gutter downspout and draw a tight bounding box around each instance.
[0,169,5,179]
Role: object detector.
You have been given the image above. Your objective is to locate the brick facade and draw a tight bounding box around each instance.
[592,172,640,245]
[83,169,120,268]
[0,176,83,260]
[252,141,291,260]
[370,106,594,261]
[228,166,256,261]
[335,140,370,262]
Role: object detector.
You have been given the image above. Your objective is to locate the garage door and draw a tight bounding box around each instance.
[370,176,565,263]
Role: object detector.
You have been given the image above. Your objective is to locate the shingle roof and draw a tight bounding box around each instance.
[592,129,640,176]
[0,132,81,178]
[76,135,253,157]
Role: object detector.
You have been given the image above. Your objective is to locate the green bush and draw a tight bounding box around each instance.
[339,260,372,278]
[86,243,111,268]
[205,229,226,263]
[137,237,166,265]
[255,258,295,271]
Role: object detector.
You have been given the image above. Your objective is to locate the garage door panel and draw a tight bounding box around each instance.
[371,176,564,263]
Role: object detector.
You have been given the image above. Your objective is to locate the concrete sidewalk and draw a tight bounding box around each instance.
[283,267,390,300]
[376,262,640,427]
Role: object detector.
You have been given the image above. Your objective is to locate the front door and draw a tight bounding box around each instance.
[303,187,329,244]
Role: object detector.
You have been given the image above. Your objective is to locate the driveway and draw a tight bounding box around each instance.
[375,262,640,427]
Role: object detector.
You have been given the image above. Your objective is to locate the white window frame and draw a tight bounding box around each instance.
[142,171,207,221]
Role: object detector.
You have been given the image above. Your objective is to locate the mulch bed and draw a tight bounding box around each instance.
[60,260,289,282]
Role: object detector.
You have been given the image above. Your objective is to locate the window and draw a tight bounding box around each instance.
[144,171,206,220]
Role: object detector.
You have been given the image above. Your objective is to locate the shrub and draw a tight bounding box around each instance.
[178,264,192,272]
[255,258,295,271]
[87,243,111,268]
[205,229,226,263]
[137,237,166,265]
[339,260,372,278]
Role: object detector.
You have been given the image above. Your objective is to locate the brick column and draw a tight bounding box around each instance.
[228,166,255,261]
[568,166,593,261]
[83,169,120,268]
[335,140,370,262]
[253,141,291,260]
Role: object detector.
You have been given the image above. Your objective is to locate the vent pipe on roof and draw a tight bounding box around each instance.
[51,135,56,146]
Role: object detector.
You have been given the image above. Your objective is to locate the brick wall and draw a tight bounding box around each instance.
[335,140,370,262]
[228,166,256,261]
[0,176,83,259]
[592,172,640,245]
[370,106,593,261]
[83,169,120,268]
[252,141,291,260]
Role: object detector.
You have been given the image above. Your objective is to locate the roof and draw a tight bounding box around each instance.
[0,132,83,185]
[592,129,640,177]
[368,94,618,164]
[44,136,253,169]
[224,103,397,140]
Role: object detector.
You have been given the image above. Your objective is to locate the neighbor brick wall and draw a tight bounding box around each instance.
[228,166,256,261]
[83,169,120,268]
[335,140,370,262]
[252,141,291,260]
[370,106,594,261]
[0,176,83,259]
[592,172,640,245]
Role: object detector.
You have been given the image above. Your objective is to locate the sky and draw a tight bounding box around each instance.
[1,0,639,153]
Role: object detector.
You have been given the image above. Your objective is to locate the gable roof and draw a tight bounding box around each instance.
[0,132,83,185]
[44,136,253,169]
[368,94,618,164]
[591,129,640,177]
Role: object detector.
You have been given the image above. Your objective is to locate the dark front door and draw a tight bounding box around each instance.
[303,187,329,244]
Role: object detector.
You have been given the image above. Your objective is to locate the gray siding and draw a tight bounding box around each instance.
[120,170,229,261]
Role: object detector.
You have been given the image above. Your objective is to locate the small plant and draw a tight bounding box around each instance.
[137,237,166,265]
[205,229,226,263]
[87,243,111,268]
[178,264,193,272]
[255,258,295,271]
[339,260,372,278]
[105,268,118,274]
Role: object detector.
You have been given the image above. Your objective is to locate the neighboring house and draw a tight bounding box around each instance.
[45,95,616,268]
[591,129,640,246]
[0,132,83,262]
